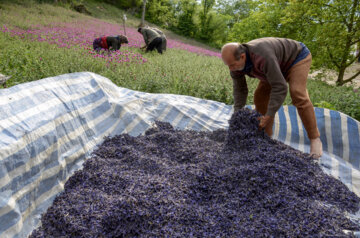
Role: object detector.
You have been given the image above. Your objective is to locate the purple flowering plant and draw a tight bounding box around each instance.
[1,19,220,68]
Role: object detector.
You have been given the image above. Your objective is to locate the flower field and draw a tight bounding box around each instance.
[0,1,359,121]
[1,19,220,67]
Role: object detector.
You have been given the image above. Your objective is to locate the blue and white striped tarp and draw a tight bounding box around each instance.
[0,72,359,238]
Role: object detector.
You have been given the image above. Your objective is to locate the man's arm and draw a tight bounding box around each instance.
[142,30,149,46]
[107,38,119,51]
[112,37,121,51]
[114,40,121,50]
[264,58,288,117]
[231,72,248,112]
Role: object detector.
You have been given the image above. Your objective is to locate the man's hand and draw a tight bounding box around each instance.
[258,115,274,130]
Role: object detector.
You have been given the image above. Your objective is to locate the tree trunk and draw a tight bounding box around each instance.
[141,0,147,26]
[336,67,346,86]
[334,0,358,86]
[335,41,351,86]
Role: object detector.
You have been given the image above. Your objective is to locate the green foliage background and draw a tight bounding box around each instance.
[0,0,359,120]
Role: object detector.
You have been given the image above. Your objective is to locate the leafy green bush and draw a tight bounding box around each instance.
[314,101,336,110]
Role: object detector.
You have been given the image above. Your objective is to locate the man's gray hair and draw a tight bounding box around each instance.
[234,44,246,61]
[118,35,128,44]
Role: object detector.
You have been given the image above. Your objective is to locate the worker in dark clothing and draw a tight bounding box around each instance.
[138,27,163,54]
[151,27,167,52]
[93,35,128,52]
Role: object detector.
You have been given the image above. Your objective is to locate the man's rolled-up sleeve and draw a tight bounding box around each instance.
[230,71,248,113]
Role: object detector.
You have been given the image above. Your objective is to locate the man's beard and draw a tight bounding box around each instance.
[234,65,245,71]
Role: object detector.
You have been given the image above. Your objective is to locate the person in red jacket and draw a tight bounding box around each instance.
[93,35,128,52]
[221,37,322,158]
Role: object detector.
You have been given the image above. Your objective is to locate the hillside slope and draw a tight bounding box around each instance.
[0,0,359,120]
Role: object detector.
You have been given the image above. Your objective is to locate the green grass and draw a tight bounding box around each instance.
[0,31,233,102]
[0,0,359,121]
[0,1,82,28]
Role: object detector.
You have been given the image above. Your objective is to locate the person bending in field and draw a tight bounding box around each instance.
[221,37,323,158]
[93,35,128,52]
[150,27,167,52]
[138,27,163,54]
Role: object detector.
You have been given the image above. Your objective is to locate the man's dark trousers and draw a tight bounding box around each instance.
[147,37,163,54]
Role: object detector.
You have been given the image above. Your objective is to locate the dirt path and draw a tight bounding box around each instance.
[309,63,360,89]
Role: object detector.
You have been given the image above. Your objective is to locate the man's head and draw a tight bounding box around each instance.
[137,27,142,33]
[221,43,246,71]
[119,35,129,44]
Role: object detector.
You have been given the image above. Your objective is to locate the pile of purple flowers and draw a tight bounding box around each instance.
[30,109,360,237]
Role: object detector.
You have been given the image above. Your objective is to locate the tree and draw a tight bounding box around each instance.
[101,0,142,9]
[216,0,259,28]
[227,1,284,43]
[141,0,146,26]
[198,0,215,40]
[145,0,175,27]
[316,0,360,86]
[208,13,232,47]
[176,0,197,37]
[282,0,360,86]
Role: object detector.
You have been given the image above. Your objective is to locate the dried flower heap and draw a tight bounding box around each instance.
[30,109,360,237]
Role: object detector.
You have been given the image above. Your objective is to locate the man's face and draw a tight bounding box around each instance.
[222,52,246,72]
